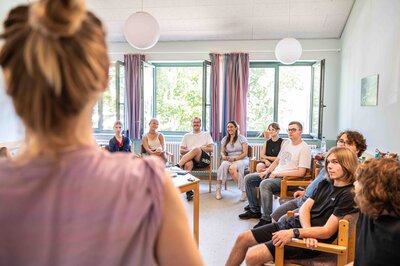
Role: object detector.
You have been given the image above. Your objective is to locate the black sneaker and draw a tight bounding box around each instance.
[253,219,271,229]
[238,210,262,220]
[186,190,194,201]
[244,204,250,211]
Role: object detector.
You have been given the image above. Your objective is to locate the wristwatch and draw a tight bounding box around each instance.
[293,228,300,238]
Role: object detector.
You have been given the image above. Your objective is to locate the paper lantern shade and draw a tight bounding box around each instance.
[123,11,160,50]
[275,38,303,65]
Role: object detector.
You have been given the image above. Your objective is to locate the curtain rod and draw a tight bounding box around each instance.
[108,48,341,55]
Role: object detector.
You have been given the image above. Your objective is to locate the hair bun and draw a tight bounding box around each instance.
[29,0,86,38]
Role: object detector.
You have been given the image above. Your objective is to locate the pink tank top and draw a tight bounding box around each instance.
[0,145,165,265]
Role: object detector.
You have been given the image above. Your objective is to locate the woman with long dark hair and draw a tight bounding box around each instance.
[216,121,249,200]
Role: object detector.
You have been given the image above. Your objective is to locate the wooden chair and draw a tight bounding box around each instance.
[139,144,174,165]
[217,145,255,190]
[191,151,213,193]
[275,211,359,266]
[278,158,320,199]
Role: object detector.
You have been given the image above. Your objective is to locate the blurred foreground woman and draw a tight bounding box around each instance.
[0,0,202,265]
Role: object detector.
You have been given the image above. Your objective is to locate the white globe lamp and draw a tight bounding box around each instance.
[123,11,160,50]
[275,38,302,65]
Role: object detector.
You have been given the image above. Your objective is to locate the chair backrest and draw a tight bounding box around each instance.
[140,143,146,155]
[247,145,254,158]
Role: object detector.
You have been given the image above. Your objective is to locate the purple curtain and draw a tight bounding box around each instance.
[222,53,249,137]
[209,53,222,141]
[124,54,145,140]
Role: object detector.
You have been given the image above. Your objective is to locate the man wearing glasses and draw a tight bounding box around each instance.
[239,121,311,228]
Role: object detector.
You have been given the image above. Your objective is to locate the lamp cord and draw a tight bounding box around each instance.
[288,0,291,38]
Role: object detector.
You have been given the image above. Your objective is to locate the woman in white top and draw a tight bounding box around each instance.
[142,118,167,162]
[216,121,249,200]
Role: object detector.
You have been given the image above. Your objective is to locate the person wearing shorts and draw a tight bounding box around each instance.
[177,117,213,200]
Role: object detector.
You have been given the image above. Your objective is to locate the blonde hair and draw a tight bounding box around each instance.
[324,147,358,184]
[114,120,124,128]
[0,0,109,153]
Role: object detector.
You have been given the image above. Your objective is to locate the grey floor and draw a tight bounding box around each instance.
[181,180,279,266]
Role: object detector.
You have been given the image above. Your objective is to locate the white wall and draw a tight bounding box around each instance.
[0,69,25,147]
[339,0,400,153]
[108,38,342,139]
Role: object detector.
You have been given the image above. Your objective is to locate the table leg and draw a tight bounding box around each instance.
[193,182,199,245]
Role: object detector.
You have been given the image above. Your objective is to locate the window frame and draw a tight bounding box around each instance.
[92,60,125,134]
[247,61,322,139]
[148,61,211,135]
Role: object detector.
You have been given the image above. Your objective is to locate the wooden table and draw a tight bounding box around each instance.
[172,173,200,245]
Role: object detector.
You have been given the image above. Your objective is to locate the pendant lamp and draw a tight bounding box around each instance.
[275,38,302,65]
[123,0,160,50]
[274,0,302,65]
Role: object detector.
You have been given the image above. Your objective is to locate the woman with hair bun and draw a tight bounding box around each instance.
[0,0,202,265]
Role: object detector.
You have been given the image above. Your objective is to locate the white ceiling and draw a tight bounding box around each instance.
[1,0,355,42]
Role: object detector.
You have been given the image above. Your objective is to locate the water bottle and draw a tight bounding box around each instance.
[374,149,380,159]
[320,137,327,154]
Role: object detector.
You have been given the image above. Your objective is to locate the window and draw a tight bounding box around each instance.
[247,66,275,131]
[247,62,324,137]
[144,62,210,133]
[92,61,125,132]
[278,65,312,133]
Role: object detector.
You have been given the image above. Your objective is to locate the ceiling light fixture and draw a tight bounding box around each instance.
[123,0,160,50]
[275,0,302,65]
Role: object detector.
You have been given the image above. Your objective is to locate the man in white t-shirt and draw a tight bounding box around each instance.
[239,121,311,228]
[177,117,213,200]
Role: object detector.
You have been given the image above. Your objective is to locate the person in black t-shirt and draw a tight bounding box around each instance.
[226,147,359,266]
[255,122,284,173]
[351,158,400,266]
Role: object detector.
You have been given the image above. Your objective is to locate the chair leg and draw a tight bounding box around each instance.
[225,180,227,190]
[209,171,212,193]
[337,253,347,266]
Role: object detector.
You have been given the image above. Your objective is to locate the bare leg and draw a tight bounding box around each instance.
[183,160,194,172]
[229,163,239,183]
[178,147,202,167]
[256,162,266,173]
[225,231,258,266]
[245,244,273,266]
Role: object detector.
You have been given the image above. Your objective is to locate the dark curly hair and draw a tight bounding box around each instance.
[355,158,400,218]
[336,130,367,157]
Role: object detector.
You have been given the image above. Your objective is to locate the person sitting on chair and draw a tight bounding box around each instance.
[271,130,367,223]
[216,121,249,201]
[256,122,284,173]
[239,121,311,228]
[351,158,400,266]
[226,147,359,266]
[177,117,213,201]
[108,120,131,153]
[142,118,167,162]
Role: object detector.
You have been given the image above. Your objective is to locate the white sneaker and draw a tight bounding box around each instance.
[215,184,222,200]
[240,191,247,201]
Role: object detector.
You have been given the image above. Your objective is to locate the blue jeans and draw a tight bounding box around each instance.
[244,173,262,212]
[260,177,282,221]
